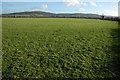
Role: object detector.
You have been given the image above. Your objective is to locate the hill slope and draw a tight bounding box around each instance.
[2,11,101,18]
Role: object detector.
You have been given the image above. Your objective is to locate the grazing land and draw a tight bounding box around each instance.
[2,18,120,78]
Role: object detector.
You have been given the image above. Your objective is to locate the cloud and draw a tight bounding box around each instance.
[80,10,118,16]
[98,10,118,16]
[103,10,118,16]
[79,2,87,6]
[62,0,80,6]
[30,4,48,11]
[113,6,118,9]
[63,0,97,7]
[40,5,48,9]
[89,2,97,6]
[79,8,85,11]
[30,8,38,11]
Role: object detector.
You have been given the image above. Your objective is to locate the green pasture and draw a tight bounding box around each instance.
[2,18,120,78]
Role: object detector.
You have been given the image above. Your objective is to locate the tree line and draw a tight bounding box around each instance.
[1,15,120,21]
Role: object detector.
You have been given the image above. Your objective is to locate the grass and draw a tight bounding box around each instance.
[2,18,120,78]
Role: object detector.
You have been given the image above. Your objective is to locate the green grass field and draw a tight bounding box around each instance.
[2,18,120,78]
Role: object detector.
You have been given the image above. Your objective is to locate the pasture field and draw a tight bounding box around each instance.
[2,18,120,78]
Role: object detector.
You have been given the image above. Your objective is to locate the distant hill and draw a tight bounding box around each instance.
[55,13,101,18]
[2,11,101,18]
[3,11,54,17]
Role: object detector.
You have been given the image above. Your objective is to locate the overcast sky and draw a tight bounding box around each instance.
[1,0,119,16]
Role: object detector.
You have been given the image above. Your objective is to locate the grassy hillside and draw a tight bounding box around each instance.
[2,11,101,18]
[2,18,120,78]
[5,11,54,16]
